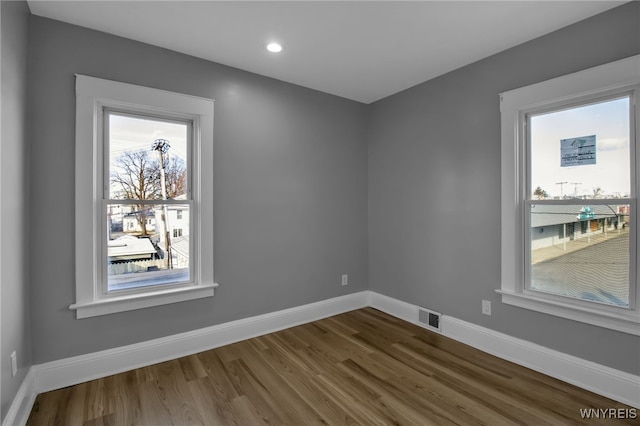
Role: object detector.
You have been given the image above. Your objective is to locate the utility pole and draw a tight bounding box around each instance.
[555,181,568,198]
[570,182,582,198]
[152,139,172,269]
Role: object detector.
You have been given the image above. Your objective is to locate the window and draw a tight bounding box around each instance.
[106,112,192,291]
[499,55,640,335]
[71,75,216,318]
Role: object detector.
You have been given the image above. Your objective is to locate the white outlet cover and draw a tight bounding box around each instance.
[482,300,492,315]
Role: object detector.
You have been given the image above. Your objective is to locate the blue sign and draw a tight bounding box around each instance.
[561,135,596,167]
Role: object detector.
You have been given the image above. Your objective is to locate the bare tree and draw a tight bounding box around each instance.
[164,155,187,199]
[111,150,160,235]
[593,186,604,199]
[110,150,187,236]
[111,150,160,199]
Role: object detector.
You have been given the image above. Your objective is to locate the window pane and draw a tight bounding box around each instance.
[107,203,190,292]
[108,113,189,200]
[530,97,630,199]
[529,203,630,307]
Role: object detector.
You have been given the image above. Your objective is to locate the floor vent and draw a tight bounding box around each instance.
[418,307,442,333]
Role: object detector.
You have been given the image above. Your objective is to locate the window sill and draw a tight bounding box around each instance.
[70,282,218,319]
[496,289,640,336]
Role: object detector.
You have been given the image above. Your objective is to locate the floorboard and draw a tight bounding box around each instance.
[26,308,635,425]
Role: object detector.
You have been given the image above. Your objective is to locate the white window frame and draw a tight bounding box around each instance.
[71,75,217,319]
[499,55,640,335]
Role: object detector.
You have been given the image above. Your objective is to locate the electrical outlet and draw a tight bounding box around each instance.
[10,351,17,377]
[341,274,348,286]
[482,300,492,316]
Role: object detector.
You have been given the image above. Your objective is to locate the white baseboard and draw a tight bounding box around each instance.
[368,291,425,327]
[1,368,36,426]
[33,291,369,394]
[5,292,367,426]
[369,291,640,409]
[6,289,638,425]
[443,316,640,409]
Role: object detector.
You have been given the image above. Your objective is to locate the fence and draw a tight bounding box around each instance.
[108,259,166,275]
[108,256,190,274]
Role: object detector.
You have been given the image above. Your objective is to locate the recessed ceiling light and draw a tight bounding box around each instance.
[266,42,284,53]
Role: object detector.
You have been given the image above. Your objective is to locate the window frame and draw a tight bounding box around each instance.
[71,75,217,319]
[499,55,640,335]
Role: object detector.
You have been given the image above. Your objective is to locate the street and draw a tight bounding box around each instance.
[531,234,629,307]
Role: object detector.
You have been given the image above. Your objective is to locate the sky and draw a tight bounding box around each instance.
[108,113,188,162]
[530,96,630,199]
[108,112,189,198]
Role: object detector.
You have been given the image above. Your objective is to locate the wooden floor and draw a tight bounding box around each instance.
[27,308,634,425]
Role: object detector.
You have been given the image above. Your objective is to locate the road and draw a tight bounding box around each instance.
[531,234,629,307]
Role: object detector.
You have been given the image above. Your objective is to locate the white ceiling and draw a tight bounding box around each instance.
[27,1,626,104]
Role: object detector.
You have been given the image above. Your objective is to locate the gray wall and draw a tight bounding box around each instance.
[1,0,32,421]
[368,1,640,374]
[17,0,640,381]
[28,16,368,364]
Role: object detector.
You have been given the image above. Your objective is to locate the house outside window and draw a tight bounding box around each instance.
[71,75,216,319]
[499,55,640,335]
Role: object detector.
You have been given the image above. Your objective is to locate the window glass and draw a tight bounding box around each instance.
[529,203,630,307]
[106,112,191,292]
[530,97,630,199]
[528,96,632,307]
[108,113,189,200]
